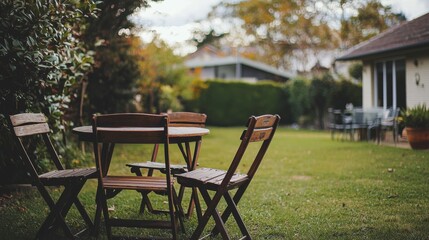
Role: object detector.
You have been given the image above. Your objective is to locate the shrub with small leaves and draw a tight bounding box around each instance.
[0,0,97,183]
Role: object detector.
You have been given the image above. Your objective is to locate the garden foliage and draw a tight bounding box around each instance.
[0,0,97,184]
[197,80,288,126]
[196,75,361,127]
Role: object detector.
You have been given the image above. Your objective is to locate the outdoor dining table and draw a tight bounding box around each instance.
[72,125,210,226]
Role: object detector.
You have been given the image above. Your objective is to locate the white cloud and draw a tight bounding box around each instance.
[381,0,429,19]
[132,0,222,27]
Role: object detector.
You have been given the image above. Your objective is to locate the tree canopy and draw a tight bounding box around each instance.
[132,36,198,113]
[81,0,161,119]
[198,0,406,70]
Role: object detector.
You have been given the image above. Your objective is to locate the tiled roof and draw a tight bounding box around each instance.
[337,12,429,61]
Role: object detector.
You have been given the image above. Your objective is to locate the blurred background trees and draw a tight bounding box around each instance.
[81,0,159,122]
[196,0,406,71]
[132,36,198,113]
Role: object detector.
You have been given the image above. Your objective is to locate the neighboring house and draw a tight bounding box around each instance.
[337,12,429,110]
[185,45,293,83]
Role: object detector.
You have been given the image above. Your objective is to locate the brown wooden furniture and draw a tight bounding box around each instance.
[8,113,97,239]
[176,114,280,240]
[92,113,186,239]
[126,112,207,219]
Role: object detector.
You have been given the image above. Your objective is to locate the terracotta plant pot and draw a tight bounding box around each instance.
[406,127,429,150]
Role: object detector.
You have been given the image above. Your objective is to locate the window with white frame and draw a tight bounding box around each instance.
[374,59,406,109]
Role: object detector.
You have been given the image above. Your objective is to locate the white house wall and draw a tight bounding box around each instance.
[362,62,373,109]
[406,55,429,107]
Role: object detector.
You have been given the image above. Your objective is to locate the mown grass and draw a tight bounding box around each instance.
[1,127,428,239]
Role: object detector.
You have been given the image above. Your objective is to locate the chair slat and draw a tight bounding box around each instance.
[253,115,278,128]
[10,113,46,126]
[168,112,207,127]
[127,162,187,170]
[39,168,96,180]
[249,128,273,142]
[13,123,50,137]
[102,176,171,191]
[97,130,165,144]
[95,113,165,128]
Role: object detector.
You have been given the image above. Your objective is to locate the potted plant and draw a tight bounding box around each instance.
[400,103,429,149]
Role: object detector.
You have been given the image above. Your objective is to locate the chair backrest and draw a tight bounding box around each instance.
[327,108,336,128]
[8,113,64,182]
[333,109,344,125]
[220,114,280,188]
[351,108,364,125]
[166,112,207,127]
[92,113,170,178]
[385,107,400,119]
[381,107,400,125]
[153,112,207,162]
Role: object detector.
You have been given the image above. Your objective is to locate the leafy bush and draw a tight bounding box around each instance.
[0,0,96,184]
[348,62,363,81]
[284,78,311,124]
[197,80,288,126]
[284,75,362,128]
[330,79,362,109]
[0,0,95,120]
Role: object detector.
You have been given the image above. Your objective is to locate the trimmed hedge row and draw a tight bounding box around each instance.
[194,78,362,126]
[197,80,288,126]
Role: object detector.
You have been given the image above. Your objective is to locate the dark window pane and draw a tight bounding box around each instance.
[396,59,406,109]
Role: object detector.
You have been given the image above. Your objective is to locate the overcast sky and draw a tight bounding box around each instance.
[132,0,429,55]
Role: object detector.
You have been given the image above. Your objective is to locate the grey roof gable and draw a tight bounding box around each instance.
[337,12,429,61]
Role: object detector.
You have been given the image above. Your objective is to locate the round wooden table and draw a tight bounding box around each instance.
[72,125,209,142]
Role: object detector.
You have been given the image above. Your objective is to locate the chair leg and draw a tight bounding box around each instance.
[36,184,78,239]
[195,188,230,240]
[167,188,178,240]
[173,187,185,233]
[92,183,103,237]
[100,190,112,240]
[139,192,155,214]
[394,126,398,146]
[192,187,203,223]
[211,184,248,237]
[56,181,93,232]
[71,181,94,229]
[223,192,250,238]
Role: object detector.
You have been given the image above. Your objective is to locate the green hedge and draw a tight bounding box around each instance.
[194,77,361,127]
[197,80,288,126]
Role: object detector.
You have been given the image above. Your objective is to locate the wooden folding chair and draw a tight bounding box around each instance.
[8,113,97,239]
[92,113,184,239]
[176,114,280,240]
[126,112,207,218]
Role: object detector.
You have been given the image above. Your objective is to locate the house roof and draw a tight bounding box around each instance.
[337,12,429,61]
[185,56,294,79]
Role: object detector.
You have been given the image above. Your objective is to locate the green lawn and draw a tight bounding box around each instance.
[1,127,429,239]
